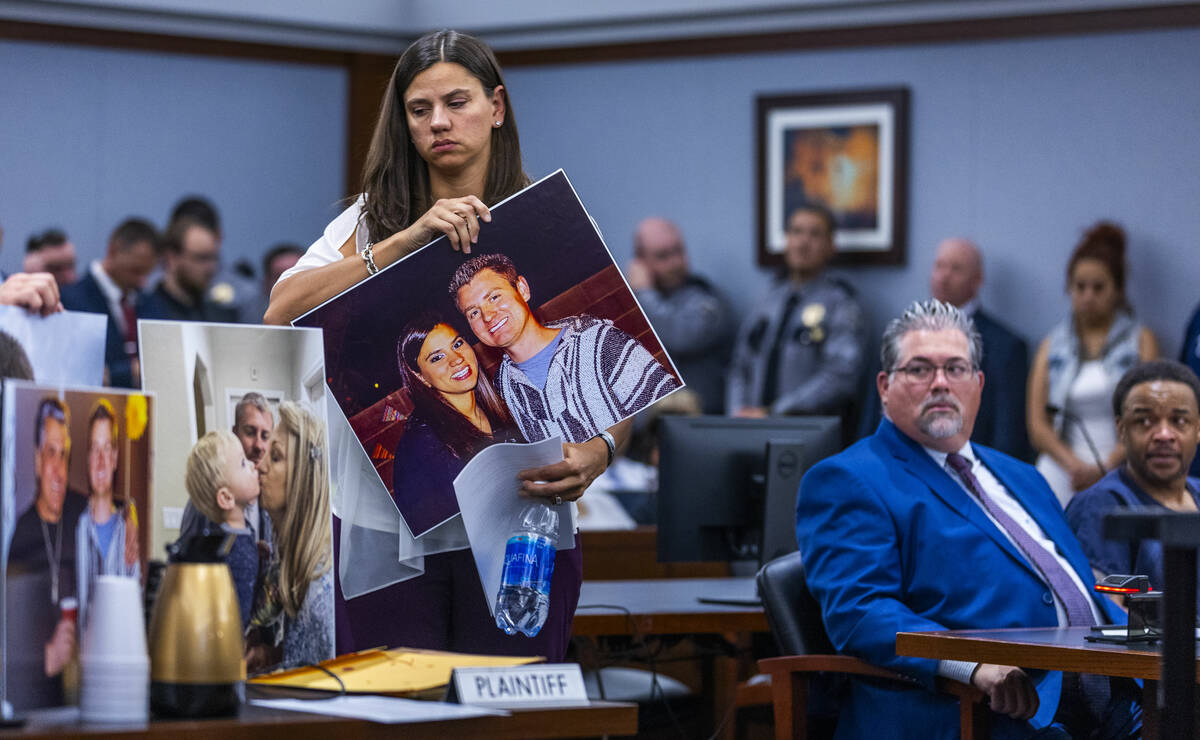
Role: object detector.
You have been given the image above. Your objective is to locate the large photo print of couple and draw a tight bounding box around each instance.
[295,170,684,657]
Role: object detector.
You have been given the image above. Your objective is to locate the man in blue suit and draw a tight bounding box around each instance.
[61,218,160,388]
[798,299,1137,739]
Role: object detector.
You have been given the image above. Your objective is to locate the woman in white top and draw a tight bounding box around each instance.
[265,30,627,652]
[267,28,624,494]
[1027,221,1158,506]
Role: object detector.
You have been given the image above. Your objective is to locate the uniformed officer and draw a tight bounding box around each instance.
[727,204,865,418]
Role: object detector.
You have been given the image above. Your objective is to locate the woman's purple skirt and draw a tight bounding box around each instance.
[332,517,583,661]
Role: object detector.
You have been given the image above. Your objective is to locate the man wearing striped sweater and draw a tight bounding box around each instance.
[451,253,679,446]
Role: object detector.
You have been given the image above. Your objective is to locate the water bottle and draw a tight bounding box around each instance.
[495,503,559,637]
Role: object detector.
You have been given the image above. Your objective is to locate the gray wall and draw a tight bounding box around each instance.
[0,39,347,280]
[2,25,1197,360]
[506,26,1200,361]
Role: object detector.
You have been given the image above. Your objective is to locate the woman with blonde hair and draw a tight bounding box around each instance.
[251,401,333,670]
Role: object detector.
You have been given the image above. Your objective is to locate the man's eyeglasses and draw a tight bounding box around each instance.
[891,360,976,384]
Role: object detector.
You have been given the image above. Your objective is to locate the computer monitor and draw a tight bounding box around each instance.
[758,439,812,565]
[656,415,841,563]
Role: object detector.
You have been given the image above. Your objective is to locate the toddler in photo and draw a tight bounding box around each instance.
[184,430,262,629]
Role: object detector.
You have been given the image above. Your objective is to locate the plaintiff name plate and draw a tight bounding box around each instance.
[447,663,588,708]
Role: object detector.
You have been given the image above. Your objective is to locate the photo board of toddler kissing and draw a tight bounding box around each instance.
[139,320,334,674]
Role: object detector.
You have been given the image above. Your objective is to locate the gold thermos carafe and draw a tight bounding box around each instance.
[148,535,244,717]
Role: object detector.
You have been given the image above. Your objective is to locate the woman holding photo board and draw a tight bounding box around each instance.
[266,30,625,658]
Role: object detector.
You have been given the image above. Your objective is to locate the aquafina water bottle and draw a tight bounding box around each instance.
[494,502,559,637]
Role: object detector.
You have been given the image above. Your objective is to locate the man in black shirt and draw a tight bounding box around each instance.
[7,397,86,706]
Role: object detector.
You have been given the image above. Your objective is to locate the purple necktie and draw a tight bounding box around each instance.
[946,453,1111,723]
[945,453,1095,627]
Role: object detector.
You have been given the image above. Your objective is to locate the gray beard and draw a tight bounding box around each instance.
[918,411,963,440]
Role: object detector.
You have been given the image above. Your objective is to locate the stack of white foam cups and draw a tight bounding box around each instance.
[79,575,150,723]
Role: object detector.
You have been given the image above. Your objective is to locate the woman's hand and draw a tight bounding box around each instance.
[517,437,609,504]
[516,420,632,504]
[398,196,491,254]
[265,195,493,325]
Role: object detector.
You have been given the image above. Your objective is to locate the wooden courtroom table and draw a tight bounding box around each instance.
[0,699,637,739]
[897,626,1200,739]
[572,577,769,739]
[573,577,767,636]
[897,626,1199,681]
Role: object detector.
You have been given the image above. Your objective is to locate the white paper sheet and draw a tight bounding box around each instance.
[250,695,508,723]
[0,306,106,386]
[453,436,576,618]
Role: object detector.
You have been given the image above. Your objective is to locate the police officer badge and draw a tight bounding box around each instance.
[801,302,826,343]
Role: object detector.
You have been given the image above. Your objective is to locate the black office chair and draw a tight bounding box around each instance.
[755,551,988,740]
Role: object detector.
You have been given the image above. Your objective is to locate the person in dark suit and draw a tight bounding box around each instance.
[60,218,160,388]
[798,299,1137,739]
[859,238,1032,460]
[140,215,239,324]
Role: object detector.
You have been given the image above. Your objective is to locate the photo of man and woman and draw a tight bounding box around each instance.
[138,320,332,674]
[294,170,684,660]
[1,383,152,710]
[296,171,683,537]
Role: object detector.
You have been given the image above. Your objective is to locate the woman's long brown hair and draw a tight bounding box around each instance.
[397,313,517,459]
[359,29,529,245]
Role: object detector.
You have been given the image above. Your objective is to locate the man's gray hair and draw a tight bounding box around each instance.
[879,299,983,373]
[234,391,272,426]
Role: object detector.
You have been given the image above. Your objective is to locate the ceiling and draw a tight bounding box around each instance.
[0,0,1191,54]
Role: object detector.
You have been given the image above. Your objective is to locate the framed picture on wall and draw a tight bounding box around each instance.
[756,87,909,267]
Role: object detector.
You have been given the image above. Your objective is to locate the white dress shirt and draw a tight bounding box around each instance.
[89,260,128,335]
[923,441,1101,684]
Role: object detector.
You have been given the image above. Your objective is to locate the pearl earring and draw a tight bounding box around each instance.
[494,120,502,128]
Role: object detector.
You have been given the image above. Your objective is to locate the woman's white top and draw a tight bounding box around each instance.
[1035,360,1120,507]
[277,194,370,286]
